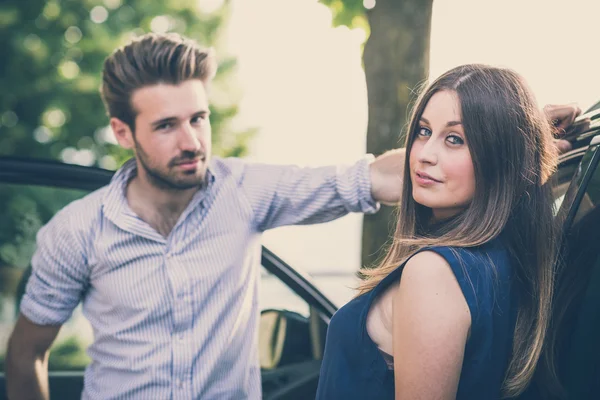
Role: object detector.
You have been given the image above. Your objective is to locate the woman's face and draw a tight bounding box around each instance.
[409,90,475,221]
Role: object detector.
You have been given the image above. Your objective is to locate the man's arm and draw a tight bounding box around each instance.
[237,155,381,231]
[7,202,90,399]
[238,100,579,232]
[6,315,62,400]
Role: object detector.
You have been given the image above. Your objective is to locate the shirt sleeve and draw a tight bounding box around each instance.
[239,155,380,232]
[20,206,89,325]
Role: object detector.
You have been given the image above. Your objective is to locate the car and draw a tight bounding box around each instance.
[532,105,600,400]
[1,104,600,399]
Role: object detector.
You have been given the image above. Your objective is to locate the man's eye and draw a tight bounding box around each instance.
[446,135,464,145]
[417,127,431,137]
[156,122,173,131]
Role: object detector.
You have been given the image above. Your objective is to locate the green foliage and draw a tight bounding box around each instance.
[0,184,88,269]
[0,195,42,268]
[0,0,253,168]
[48,335,92,371]
[320,0,369,32]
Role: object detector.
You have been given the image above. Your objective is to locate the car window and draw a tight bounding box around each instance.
[260,267,309,317]
[553,160,580,215]
[572,160,600,226]
[0,182,93,372]
[262,217,362,308]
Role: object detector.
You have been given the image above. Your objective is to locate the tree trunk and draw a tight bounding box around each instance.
[361,0,433,267]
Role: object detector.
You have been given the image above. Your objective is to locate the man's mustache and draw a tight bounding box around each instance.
[169,151,206,167]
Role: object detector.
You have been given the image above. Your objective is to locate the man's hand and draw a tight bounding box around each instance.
[543,103,587,155]
[369,148,405,205]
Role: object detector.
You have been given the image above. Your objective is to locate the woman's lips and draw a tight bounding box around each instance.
[414,171,441,185]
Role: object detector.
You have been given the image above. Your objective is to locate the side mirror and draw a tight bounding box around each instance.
[259,309,313,370]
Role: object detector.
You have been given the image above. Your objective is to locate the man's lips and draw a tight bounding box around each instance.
[174,158,204,170]
[173,156,205,167]
[176,160,199,166]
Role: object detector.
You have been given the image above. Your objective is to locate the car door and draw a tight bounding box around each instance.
[519,108,600,400]
[552,128,600,399]
[0,157,336,400]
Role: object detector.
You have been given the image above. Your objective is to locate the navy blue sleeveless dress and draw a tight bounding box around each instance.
[316,238,517,399]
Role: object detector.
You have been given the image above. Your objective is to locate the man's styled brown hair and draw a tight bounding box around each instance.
[100,32,217,132]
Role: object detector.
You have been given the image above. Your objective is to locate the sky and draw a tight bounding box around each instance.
[220,0,600,282]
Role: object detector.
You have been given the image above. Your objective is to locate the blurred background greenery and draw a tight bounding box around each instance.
[0,0,254,168]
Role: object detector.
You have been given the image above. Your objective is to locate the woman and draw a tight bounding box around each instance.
[316,64,559,399]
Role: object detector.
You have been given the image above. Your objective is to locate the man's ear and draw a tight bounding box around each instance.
[110,117,135,150]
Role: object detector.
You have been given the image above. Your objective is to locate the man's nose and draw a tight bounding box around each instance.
[178,123,202,152]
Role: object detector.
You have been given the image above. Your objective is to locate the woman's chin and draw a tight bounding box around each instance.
[412,192,435,209]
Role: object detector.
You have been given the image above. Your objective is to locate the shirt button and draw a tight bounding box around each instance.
[177,379,183,388]
[179,334,184,341]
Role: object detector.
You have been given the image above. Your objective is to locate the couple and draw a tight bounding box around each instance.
[6,33,580,399]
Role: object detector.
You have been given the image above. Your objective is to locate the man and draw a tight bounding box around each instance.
[5,33,582,400]
[5,33,404,400]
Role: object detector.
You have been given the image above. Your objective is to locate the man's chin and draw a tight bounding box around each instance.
[170,175,206,190]
[176,169,209,187]
[145,172,206,191]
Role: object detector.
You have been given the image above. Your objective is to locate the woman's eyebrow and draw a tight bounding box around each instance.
[419,117,462,127]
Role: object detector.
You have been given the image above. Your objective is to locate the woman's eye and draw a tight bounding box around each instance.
[417,127,431,137]
[446,134,464,145]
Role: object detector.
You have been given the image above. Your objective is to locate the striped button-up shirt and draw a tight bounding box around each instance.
[20,156,378,400]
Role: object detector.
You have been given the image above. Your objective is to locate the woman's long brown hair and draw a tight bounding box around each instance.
[357,64,559,398]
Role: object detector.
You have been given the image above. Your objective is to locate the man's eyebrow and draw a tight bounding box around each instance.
[151,110,210,127]
[151,116,177,127]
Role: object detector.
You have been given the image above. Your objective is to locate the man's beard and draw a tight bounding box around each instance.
[134,140,207,191]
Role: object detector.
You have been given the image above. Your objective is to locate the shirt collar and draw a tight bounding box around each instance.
[102,157,217,227]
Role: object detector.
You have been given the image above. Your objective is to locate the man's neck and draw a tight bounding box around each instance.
[126,175,199,238]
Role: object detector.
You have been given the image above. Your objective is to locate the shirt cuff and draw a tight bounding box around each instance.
[335,154,380,214]
[20,283,74,326]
